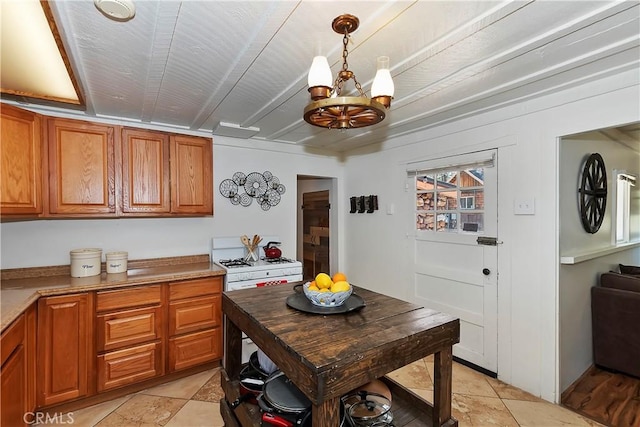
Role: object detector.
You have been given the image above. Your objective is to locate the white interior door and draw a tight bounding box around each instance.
[408,149,498,373]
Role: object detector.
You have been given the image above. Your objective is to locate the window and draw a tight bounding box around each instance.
[615,172,636,244]
[414,167,485,233]
[460,196,475,209]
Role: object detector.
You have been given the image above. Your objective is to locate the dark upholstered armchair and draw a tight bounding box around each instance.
[591,272,640,378]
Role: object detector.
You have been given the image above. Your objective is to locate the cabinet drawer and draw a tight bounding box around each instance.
[169,295,221,336]
[1,313,25,366]
[97,306,162,352]
[169,277,222,301]
[169,328,221,372]
[97,342,163,392]
[96,285,162,312]
[1,344,26,427]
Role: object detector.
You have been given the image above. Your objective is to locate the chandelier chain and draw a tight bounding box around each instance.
[336,30,366,97]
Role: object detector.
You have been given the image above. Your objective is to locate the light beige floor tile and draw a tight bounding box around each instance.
[503,399,595,426]
[61,395,132,426]
[388,358,432,389]
[191,368,225,403]
[165,400,224,427]
[140,369,216,400]
[408,386,434,403]
[453,394,520,426]
[94,394,187,427]
[486,377,542,402]
[451,364,499,398]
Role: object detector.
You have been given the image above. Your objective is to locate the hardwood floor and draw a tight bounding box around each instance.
[562,365,640,427]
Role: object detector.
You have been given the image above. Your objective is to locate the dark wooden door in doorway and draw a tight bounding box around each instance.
[302,190,330,280]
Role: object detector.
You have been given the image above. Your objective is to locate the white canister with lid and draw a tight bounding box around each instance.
[106,251,128,274]
[70,248,102,278]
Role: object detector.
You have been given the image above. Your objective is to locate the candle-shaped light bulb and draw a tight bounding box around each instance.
[307,56,333,100]
[371,56,394,108]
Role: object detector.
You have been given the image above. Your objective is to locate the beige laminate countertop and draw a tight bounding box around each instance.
[0,254,226,333]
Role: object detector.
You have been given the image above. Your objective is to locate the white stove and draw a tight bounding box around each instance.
[212,236,303,363]
[211,236,303,291]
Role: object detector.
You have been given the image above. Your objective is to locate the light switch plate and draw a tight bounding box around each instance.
[514,197,535,215]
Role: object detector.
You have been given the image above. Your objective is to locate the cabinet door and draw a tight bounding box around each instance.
[37,293,93,407]
[0,104,43,215]
[48,118,115,215]
[170,135,213,215]
[169,328,221,372]
[96,305,162,352]
[97,342,163,392]
[169,295,221,336]
[121,128,170,214]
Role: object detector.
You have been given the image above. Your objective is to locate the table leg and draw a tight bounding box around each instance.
[433,346,456,427]
[224,316,242,380]
[311,397,341,427]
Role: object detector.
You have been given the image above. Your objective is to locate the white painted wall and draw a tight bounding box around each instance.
[341,69,639,403]
[0,137,345,269]
[558,132,640,393]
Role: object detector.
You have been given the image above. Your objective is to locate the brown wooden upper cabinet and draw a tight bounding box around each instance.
[170,134,213,215]
[48,118,116,216]
[121,128,171,214]
[0,105,214,219]
[0,104,43,216]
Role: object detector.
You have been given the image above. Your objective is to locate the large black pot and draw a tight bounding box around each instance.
[258,371,346,427]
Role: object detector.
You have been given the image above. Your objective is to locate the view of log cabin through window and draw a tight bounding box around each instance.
[415,167,485,232]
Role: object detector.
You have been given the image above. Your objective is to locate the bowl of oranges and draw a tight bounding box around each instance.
[303,272,352,307]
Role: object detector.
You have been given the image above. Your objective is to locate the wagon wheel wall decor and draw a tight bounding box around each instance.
[219,171,286,210]
[578,153,607,234]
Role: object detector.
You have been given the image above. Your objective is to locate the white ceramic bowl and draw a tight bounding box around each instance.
[303,281,353,307]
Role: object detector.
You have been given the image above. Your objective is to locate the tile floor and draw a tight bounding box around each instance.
[53,356,604,426]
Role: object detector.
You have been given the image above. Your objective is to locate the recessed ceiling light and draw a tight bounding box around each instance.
[94,0,135,21]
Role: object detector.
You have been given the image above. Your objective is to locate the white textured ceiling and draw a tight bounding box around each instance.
[9,1,640,152]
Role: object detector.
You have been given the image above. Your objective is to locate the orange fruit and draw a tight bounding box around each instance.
[332,272,347,282]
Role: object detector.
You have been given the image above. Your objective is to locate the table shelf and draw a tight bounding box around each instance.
[220,368,440,426]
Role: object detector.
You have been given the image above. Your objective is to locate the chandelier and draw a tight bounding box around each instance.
[303,14,394,130]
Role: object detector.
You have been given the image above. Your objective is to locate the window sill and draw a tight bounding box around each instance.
[560,242,640,265]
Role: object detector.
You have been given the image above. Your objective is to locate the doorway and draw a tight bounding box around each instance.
[301,190,330,280]
[408,149,499,374]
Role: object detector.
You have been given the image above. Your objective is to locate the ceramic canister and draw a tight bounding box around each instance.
[70,248,102,278]
[105,251,128,274]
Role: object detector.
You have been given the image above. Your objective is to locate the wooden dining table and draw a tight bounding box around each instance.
[220,283,460,427]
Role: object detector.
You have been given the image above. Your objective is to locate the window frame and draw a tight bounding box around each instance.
[614,171,636,245]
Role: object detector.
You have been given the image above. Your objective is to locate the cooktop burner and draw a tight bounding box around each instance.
[218,258,251,268]
[263,257,296,264]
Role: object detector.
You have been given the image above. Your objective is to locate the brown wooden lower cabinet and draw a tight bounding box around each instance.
[37,293,94,408]
[169,295,220,336]
[20,277,223,411]
[97,341,163,392]
[1,314,27,427]
[96,305,162,352]
[169,328,221,372]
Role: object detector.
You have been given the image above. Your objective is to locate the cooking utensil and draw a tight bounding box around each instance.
[241,235,260,261]
[343,390,394,426]
[261,413,294,427]
[264,241,282,259]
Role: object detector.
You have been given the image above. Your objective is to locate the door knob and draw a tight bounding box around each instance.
[482,268,491,276]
